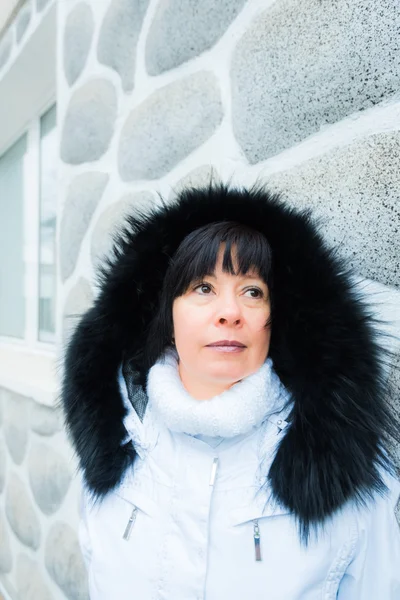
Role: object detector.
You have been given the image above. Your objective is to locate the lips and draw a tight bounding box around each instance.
[206,340,246,347]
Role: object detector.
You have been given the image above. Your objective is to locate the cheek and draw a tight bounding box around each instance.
[249,311,271,344]
[172,301,202,337]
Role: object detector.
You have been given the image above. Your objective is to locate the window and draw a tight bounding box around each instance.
[38,104,57,343]
[0,134,27,338]
[0,102,57,347]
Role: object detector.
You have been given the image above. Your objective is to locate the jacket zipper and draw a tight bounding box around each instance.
[253,519,262,561]
[209,457,219,486]
[123,506,138,540]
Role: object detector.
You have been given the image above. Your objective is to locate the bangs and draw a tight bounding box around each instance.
[169,221,273,298]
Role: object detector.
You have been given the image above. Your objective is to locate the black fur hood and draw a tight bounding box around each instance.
[61,183,396,535]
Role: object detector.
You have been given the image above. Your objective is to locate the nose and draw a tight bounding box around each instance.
[214,294,243,327]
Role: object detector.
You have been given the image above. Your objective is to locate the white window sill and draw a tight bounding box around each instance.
[0,342,58,406]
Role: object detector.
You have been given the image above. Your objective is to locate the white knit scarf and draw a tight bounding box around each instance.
[146,348,290,438]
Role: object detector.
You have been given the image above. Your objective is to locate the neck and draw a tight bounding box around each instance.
[178,361,238,400]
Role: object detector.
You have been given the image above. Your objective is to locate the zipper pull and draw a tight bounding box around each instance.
[123,506,138,540]
[209,457,219,486]
[253,519,262,561]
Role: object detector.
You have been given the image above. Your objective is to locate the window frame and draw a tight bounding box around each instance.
[0,96,57,355]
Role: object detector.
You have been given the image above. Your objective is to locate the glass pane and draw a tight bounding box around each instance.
[0,135,27,338]
[38,104,57,343]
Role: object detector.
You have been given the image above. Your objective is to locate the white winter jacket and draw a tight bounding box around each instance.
[79,360,400,600]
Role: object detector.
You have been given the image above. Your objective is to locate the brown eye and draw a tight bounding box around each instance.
[194,283,212,295]
[244,287,264,299]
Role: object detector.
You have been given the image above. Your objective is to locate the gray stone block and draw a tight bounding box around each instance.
[28,442,72,515]
[231,0,400,163]
[31,402,62,436]
[146,0,245,75]
[16,2,32,44]
[63,277,94,346]
[0,513,12,573]
[119,72,223,180]
[170,165,221,199]
[16,554,53,600]
[0,31,13,71]
[97,0,149,92]
[36,0,51,12]
[60,79,117,164]
[60,172,109,281]
[6,472,41,550]
[45,522,89,600]
[63,3,94,86]
[3,390,30,465]
[0,437,6,493]
[91,191,154,267]
[266,132,400,288]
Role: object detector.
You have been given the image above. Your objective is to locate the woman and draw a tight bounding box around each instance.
[62,183,400,599]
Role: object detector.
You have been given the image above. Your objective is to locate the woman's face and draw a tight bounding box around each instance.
[172,247,271,399]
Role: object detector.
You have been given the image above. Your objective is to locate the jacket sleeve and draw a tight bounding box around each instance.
[78,485,93,571]
[337,474,400,599]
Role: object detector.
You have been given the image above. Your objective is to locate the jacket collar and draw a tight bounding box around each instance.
[61,183,396,540]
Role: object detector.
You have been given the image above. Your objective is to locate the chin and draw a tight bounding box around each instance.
[205,363,249,383]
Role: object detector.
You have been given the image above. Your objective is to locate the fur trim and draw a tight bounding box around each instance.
[61,183,396,538]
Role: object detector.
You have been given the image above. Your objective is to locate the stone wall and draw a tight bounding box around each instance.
[0,388,88,599]
[1,0,400,598]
